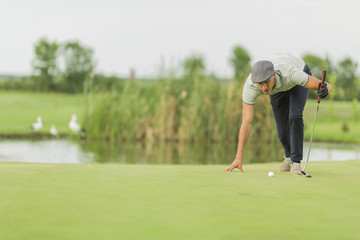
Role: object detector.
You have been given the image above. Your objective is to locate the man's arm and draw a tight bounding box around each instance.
[225,102,255,172]
[304,75,333,93]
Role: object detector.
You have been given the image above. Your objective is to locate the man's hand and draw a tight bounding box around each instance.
[317,82,329,98]
[305,76,333,96]
[225,158,244,172]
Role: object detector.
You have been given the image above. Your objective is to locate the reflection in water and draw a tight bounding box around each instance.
[81,141,238,165]
[0,139,93,164]
[0,139,359,164]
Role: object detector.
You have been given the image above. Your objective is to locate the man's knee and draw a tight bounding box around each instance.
[278,134,290,145]
[289,113,304,124]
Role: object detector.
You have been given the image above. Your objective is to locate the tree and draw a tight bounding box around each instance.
[32,38,59,91]
[61,41,95,93]
[335,57,358,100]
[182,55,206,91]
[176,55,207,102]
[183,55,205,77]
[229,46,251,83]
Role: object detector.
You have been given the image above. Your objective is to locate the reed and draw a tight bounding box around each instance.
[84,74,283,163]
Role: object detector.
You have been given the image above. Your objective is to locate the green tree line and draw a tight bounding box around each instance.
[32,38,95,93]
[0,38,95,93]
[1,39,359,100]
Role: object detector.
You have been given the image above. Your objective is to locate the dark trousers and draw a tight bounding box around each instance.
[270,65,312,163]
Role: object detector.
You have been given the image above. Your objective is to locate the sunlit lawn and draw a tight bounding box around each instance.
[304,99,360,143]
[0,91,85,135]
[0,161,359,240]
[1,90,359,143]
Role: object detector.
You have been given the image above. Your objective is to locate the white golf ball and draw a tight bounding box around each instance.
[268,171,274,177]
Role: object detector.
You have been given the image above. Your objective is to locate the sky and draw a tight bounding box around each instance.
[1,0,360,78]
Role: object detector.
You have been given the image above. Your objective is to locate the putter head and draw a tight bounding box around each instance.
[301,170,312,178]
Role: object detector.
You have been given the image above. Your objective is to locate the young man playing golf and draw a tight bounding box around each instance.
[225,54,332,174]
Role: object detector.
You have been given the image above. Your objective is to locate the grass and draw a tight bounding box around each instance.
[1,162,360,240]
[304,99,360,143]
[305,122,360,143]
[1,90,359,143]
[0,91,85,135]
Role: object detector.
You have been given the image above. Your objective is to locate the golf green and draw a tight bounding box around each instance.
[1,161,359,239]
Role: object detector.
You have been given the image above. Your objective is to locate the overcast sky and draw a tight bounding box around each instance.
[1,0,359,77]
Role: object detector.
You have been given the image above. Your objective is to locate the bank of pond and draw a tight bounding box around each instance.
[0,139,359,165]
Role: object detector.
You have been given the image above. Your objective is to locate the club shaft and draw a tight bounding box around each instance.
[303,70,326,172]
[303,103,319,171]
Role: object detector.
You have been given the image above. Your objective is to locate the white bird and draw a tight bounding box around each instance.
[50,124,59,136]
[69,114,81,133]
[29,116,43,131]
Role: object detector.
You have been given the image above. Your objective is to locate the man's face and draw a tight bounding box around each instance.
[256,73,276,95]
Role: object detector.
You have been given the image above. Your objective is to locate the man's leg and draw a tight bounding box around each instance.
[288,65,312,163]
[270,91,291,158]
[288,86,309,163]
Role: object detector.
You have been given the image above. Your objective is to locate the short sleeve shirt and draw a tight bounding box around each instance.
[242,54,309,105]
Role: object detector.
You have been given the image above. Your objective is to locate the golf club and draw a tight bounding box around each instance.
[301,70,327,178]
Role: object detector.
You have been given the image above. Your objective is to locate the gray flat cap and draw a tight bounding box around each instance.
[251,60,274,83]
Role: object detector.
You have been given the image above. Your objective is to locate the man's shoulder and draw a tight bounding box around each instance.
[243,75,259,90]
[270,54,305,70]
[242,75,262,105]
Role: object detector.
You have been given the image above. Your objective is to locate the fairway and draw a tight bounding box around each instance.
[1,161,360,240]
[0,91,85,135]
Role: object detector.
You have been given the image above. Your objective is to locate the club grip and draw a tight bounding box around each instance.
[318,70,327,103]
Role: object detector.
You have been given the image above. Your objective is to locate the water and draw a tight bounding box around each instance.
[0,139,359,164]
[303,142,360,162]
[0,139,93,164]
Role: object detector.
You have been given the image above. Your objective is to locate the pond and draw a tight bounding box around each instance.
[0,139,359,165]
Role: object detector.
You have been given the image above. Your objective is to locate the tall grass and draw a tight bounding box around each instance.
[84,74,283,163]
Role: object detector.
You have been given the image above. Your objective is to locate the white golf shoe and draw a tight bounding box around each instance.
[290,162,302,175]
[279,157,291,172]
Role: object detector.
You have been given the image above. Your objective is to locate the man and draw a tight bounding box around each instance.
[225,54,332,174]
